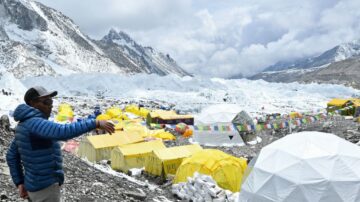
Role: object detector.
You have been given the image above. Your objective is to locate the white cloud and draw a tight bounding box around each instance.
[37,0,192,36]
[36,0,360,77]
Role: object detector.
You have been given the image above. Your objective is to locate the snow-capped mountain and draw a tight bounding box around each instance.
[249,39,360,89]
[265,39,360,72]
[0,0,189,79]
[249,56,360,89]
[95,29,189,76]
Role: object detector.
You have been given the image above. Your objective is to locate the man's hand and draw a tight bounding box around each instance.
[96,120,115,134]
[17,184,28,199]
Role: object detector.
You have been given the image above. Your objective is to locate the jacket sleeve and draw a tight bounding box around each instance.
[28,118,97,141]
[6,139,24,187]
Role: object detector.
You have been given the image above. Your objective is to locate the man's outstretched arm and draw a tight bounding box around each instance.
[28,118,114,140]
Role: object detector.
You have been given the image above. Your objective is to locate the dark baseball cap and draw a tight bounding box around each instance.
[24,86,58,104]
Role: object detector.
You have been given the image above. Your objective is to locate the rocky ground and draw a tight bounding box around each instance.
[1,98,360,202]
[0,114,176,202]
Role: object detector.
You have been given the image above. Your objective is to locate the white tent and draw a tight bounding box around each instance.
[238,131,360,202]
[191,123,245,147]
[195,104,243,124]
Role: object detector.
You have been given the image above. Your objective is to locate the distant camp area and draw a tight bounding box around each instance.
[56,97,360,202]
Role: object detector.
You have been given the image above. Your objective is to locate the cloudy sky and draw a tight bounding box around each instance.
[37,0,360,78]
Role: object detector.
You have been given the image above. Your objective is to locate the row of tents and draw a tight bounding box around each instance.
[57,97,360,151]
[76,131,248,192]
[77,124,360,200]
[55,103,252,146]
[56,97,360,125]
[68,104,250,192]
[58,98,360,199]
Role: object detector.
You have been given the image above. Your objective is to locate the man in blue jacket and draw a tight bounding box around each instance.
[6,86,115,202]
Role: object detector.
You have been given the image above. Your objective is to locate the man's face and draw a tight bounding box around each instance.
[30,96,53,118]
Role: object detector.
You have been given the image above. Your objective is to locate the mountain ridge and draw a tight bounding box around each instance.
[249,39,360,89]
[94,29,189,76]
[0,0,189,79]
[264,39,360,72]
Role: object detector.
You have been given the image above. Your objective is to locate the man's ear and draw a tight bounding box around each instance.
[28,100,38,107]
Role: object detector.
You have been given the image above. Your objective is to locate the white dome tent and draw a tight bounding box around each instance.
[238,131,360,202]
[193,104,245,146]
[195,104,243,124]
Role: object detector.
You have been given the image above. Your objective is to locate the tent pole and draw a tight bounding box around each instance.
[289,120,292,134]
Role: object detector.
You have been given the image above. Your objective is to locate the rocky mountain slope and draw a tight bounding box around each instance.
[249,40,360,89]
[95,29,189,76]
[300,57,360,89]
[0,0,189,79]
[250,57,360,89]
[265,39,360,72]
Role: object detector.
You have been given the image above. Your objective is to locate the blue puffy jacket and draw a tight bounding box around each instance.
[6,104,96,192]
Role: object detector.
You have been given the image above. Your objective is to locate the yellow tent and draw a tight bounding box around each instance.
[111,140,166,173]
[58,103,72,112]
[108,119,143,131]
[145,144,202,178]
[174,149,247,192]
[106,107,122,118]
[56,103,74,122]
[120,122,176,140]
[149,110,193,120]
[125,104,139,114]
[78,131,143,162]
[147,129,176,140]
[289,112,302,119]
[123,122,148,137]
[353,99,360,106]
[105,107,129,120]
[96,114,111,121]
[125,104,150,118]
[327,98,351,107]
[56,110,74,122]
[327,98,360,116]
[139,108,150,118]
[147,110,194,125]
